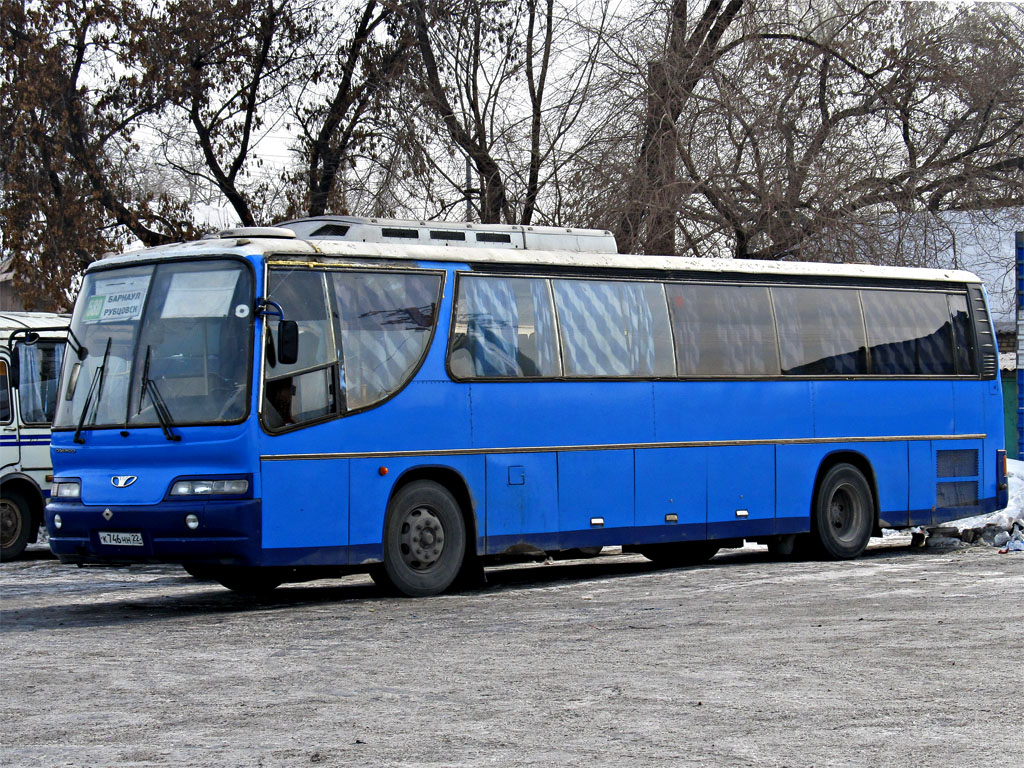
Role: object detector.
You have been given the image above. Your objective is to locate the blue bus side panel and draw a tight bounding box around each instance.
[484,452,559,553]
[634,447,707,543]
[707,445,775,539]
[812,381,954,438]
[908,441,934,526]
[261,459,349,549]
[952,380,986,435]
[469,381,655,448]
[348,455,486,561]
[653,381,813,442]
[863,441,911,528]
[777,441,910,529]
[775,444,819,529]
[557,449,633,547]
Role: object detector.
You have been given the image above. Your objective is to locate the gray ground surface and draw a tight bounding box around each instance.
[2,540,1022,768]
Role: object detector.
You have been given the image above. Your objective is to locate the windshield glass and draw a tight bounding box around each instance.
[53,259,254,430]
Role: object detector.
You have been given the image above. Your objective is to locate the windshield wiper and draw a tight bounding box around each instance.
[140,346,180,442]
[73,337,112,444]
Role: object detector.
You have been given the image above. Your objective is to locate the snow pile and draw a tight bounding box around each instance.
[926,458,1024,551]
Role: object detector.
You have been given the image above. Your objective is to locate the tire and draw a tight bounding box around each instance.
[812,463,873,559]
[1,490,33,562]
[211,567,283,595]
[767,534,797,559]
[380,480,466,597]
[637,541,719,567]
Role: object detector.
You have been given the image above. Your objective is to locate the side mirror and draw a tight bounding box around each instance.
[277,320,299,365]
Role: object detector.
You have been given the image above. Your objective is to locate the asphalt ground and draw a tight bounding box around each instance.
[2,539,1022,768]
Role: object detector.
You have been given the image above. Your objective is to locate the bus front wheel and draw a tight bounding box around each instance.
[1,490,32,561]
[812,463,873,559]
[381,480,466,597]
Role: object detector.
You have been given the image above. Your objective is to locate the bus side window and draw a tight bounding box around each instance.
[861,290,955,376]
[552,278,674,378]
[774,287,867,376]
[264,269,337,430]
[0,360,11,423]
[948,293,977,375]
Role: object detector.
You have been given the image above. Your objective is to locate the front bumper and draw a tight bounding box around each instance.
[45,498,263,566]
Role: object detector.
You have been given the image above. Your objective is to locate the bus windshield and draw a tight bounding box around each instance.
[53,259,254,432]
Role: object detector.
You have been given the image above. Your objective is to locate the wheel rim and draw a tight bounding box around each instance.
[828,483,865,545]
[1,499,22,550]
[399,505,446,571]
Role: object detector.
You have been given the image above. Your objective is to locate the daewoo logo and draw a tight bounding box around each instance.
[111,475,137,488]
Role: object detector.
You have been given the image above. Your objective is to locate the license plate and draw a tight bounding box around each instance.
[98,531,144,547]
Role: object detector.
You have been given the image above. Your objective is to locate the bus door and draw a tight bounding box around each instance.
[12,340,64,479]
[0,357,19,470]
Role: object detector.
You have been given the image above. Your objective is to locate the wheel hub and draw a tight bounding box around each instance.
[399,506,445,570]
[829,486,860,541]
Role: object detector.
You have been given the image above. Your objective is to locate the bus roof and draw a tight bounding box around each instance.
[97,232,983,285]
[0,311,69,336]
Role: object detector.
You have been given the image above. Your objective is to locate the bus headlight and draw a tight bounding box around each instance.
[170,479,249,496]
[52,481,81,499]
[53,514,63,530]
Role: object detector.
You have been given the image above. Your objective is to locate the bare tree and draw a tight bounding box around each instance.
[400,0,608,224]
[0,0,194,309]
[597,0,1024,259]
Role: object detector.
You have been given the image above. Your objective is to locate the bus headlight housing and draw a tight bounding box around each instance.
[52,481,81,499]
[170,479,249,496]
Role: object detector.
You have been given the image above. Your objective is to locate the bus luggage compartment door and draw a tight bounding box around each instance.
[484,453,558,554]
[707,445,775,539]
[557,449,633,548]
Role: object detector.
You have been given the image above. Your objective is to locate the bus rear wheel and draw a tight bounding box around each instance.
[380,480,466,597]
[637,541,719,567]
[1,490,32,561]
[812,463,873,559]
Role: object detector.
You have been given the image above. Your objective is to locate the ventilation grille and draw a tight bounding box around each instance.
[936,481,979,508]
[476,232,511,244]
[381,227,418,239]
[936,449,979,478]
[430,230,466,241]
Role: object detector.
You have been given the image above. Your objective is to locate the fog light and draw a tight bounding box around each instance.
[185,514,200,530]
[53,514,62,530]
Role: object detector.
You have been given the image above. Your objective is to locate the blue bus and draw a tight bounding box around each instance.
[45,217,1008,595]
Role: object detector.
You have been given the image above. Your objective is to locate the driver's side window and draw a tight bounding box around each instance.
[263,269,337,430]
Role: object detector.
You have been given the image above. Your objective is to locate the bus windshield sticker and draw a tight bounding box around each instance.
[161,269,241,318]
[83,275,152,324]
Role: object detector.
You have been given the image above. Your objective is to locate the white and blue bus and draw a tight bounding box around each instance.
[2,311,68,560]
[46,217,1008,594]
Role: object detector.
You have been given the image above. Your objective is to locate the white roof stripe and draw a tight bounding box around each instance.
[97,236,982,284]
